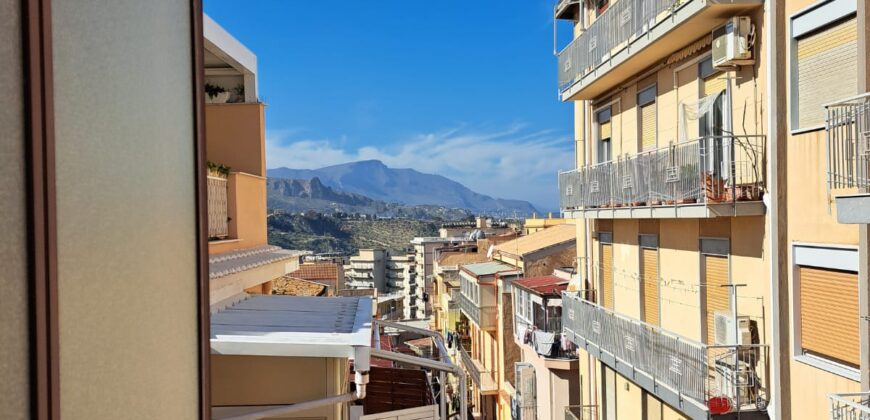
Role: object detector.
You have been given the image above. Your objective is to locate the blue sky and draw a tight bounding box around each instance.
[204,1,576,211]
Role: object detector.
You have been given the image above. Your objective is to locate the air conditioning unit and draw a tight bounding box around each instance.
[713,312,756,345]
[712,17,754,68]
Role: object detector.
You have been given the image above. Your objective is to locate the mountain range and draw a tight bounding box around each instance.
[267,160,538,216]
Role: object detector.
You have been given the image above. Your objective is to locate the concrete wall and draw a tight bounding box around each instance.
[51,0,200,418]
[524,245,577,278]
[0,0,29,417]
[205,103,266,177]
[212,355,344,420]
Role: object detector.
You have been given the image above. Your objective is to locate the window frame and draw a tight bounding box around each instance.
[637,84,658,152]
[791,242,861,380]
[594,105,614,164]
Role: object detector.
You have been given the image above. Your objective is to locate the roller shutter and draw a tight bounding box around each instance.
[702,73,726,98]
[704,255,729,344]
[796,17,858,129]
[601,243,614,309]
[641,248,659,325]
[640,103,656,151]
[799,266,859,366]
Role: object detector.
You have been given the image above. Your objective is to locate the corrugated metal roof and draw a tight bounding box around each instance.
[494,224,576,258]
[513,275,570,296]
[210,295,372,358]
[208,245,306,279]
[460,261,521,277]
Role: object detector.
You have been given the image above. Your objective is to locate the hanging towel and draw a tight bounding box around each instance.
[560,333,575,352]
[534,330,556,357]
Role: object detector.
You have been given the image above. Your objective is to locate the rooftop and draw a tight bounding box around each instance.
[437,251,488,267]
[272,275,328,297]
[513,275,570,297]
[289,262,339,286]
[494,224,576,258]
[210,295,372,359]
[460,261,522,278]
[208,245,307,279]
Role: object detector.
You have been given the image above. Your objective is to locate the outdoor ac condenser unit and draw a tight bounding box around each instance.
[713,312,755,346]
[712,16,754,68]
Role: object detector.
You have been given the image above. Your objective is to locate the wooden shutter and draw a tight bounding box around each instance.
[796,17,858,128]
[702,73,726,98]
[641,248,659,325]
[704,255,729,344]
[640,103,656,151]
[601,243,614,309]
[799,266,860,366]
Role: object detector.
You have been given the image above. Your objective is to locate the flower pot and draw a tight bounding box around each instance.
[206,91,230,104]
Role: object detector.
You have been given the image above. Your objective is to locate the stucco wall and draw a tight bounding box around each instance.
[51,1,200,418]
[228,172,267,248]
[0,1,30,418]
[205,103,266,176]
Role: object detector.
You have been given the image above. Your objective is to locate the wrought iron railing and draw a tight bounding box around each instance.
[207,175,229,238]
[557,0,684,92]
[826,93,870,197]
[559,135,766,211]
[829,392,870,420]
[562,292,769,415]
[565,405,598,420]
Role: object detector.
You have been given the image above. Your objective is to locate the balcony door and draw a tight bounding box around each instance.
[699,58,731,181]
[639,235,660,326]
[701,238,730,345]
[599,232,614,309]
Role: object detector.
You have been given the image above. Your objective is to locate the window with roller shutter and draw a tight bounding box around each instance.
[600,242,614,310]
[639,235,659,326]
[638,85,657,151]
[798,266,859,367]
[703,254,730,344]
[597,107,612,163]
[793,16,857,129]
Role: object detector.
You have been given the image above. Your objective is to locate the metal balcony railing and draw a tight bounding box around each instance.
[458,294,498,330]
[557,0,683,92]
[207,175,229,239]
[562,293,769,417]
[826,93,870,196]
[565,405,598,420]
[559,135,766,212]
[829,392,870,420]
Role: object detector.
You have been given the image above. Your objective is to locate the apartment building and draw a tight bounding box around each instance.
[457,261,524,420]
[432,249,489,336]
[413,236,479,318]
[345,249,388,290]
[555,0,870,419]
[524,213,570,235]
[492,223,578,277]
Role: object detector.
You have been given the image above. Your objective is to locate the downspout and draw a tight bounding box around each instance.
[221,346,370,420]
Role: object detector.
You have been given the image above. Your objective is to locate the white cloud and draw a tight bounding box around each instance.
[265,125,574,210]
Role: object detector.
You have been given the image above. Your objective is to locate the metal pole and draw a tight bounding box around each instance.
[440,371,448,420]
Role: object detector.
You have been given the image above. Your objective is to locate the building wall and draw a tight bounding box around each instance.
[51,0,200,417]
[520,346,580,420]
[205,103,266,177]
[523,245,578,278]
[0,0,29,417]
[212,355,344,420]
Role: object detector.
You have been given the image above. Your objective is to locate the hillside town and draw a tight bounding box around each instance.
[4,1,870,420]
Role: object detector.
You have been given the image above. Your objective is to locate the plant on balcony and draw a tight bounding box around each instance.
[207,161,231,178]
[231,84,245,103]
[205,83,230,104]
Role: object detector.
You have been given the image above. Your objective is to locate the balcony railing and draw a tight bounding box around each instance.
[826,93,870,195]
[829,392,870,420]
[557,0,681,92]
[562,293,769,418]
[458,343,497,393]
[207,175,229,239]
[559,135,766,217]
[515,317,577,360]
[565,405,598,420]
[458,293,498,330]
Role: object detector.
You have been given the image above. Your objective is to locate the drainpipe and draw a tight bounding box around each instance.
[765,0,790,418]
[857,0,870,393]
[220,346,370,420]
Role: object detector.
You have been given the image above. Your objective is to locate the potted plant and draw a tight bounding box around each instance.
[232,84,245,103]
[207,161,230,178]
[205,83,230,104]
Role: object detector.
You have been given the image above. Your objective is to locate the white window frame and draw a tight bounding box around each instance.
[791,242,861,380]
[788,0,858,134]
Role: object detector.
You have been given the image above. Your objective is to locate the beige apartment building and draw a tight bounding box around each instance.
[555,0,870,419]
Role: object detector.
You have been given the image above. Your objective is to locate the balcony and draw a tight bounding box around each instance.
[458,343,498,394]
[562,293,769,419]
[829,392,870,420]
[515,316,577,363]
[207,173,229,239]
[557,0,762,101]
[458,293,498,331]
[826,93,870,224]
[559,135,766,219]
[565,405,598,420]
[350,262,375,270]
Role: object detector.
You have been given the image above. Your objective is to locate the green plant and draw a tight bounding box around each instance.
[233,84,245,98]
[207,161,231,176]
[205,83,227,99]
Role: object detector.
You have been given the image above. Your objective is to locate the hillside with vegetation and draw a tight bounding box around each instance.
[268,212,439,255]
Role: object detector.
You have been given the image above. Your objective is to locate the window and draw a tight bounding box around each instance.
[638,85,657,151]
[791,1,858,130]
[639,235,659,326]
[792,244,860,378]
[596,107,612,163]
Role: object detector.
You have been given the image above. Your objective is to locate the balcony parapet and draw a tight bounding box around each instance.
[559,135,766,219]
[562,292,769,419]
[826,93,870,224]
[458,343,498,394]
[458,293,497,330]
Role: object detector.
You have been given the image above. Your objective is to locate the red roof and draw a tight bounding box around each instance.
[513,275,569,297]
[290,263,339,288]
